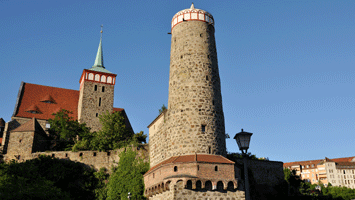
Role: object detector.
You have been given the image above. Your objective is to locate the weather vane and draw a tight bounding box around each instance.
[100,25,103,37]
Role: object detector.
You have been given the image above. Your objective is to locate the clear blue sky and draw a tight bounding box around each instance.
[1,0,354,163]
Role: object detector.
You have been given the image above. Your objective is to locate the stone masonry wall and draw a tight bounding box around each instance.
[78,81,114,132]
[149,181,245,200]
[6,131,34,159]
[159,20,226,165]
[4,144,149,172]
[2,117,49,154]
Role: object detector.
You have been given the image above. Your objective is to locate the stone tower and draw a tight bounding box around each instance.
[149,3,226,167]
[144,4,244,200]
[77,30,117,132]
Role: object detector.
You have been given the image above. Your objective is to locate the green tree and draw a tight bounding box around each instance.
[106,149,149,200]
[159,104,167,114]
[92,111,133,151]
[48,109,91,151]
[0,155,100,200]
[283,168,303,196]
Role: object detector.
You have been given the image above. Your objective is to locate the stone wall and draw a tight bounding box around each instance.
[235,158,284,196]
[149,181,245,200]
[2,117,49,154]
[4,144,149,172]
[78,80,114,132]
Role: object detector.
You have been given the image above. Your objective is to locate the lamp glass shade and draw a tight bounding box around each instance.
[234,131,252,151]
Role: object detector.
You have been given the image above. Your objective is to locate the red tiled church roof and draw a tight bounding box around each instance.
[14,83,79,120]
[146,154,234,174]
[14,82,124,121]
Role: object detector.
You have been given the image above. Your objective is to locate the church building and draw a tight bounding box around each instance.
[1,29,133,154]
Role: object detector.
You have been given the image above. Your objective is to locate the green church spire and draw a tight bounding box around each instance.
[89,25,113,74]
[93,25,104,68]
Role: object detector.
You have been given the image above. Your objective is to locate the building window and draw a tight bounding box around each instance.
[208,146,211,154]
[94,85,97,91]
[201,125,206,132]
[99,98,101,106]
[96,113,98,117]
[197,165,199,171]
[93,152,97,156]
[107,152,111,156]
[215,166,218,171]
[174,166,178,172]
[102,86,105,92]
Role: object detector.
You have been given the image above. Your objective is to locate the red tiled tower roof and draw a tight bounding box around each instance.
[147,154,234,174]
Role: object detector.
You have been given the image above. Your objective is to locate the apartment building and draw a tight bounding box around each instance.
[284,156,355,189]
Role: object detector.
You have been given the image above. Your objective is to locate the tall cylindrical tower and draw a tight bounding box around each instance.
[165,3,226,158]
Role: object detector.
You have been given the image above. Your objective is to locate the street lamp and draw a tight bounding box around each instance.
[127,192,131,199]
[234,129,253,200]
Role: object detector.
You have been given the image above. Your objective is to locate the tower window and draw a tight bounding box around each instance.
[102,86,105,92]
[209,146,211,154]
[215,166,218,171]
[201,125,206,132]
[94,85,97,91]
[206,76,208,81]
[99,98,101,106]
[96,113,98,117]
[174,166,178,172]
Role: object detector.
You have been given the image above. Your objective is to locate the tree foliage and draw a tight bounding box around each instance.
[48,109,91,151]
[159,104,167,114]
[106,148,149,200]
[91,111,133,151]
[50,109,147,152]
[0,155,100,200]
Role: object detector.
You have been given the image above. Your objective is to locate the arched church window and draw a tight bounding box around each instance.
[101,75,106,82]
[88,73,94,80]
[95,74,100,81]
[107,76,112,83]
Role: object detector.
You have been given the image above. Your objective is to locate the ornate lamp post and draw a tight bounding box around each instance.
[234,129,253,200]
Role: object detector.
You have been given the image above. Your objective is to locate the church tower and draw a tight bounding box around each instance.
[77,29,117,132]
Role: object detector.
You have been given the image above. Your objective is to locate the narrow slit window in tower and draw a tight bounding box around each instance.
[215,166,218,171]
[209,146,211,154]
[102,86,105,92]
[206,75,208,81]
[99,98,101,106]
[94,85,97,91]
[201,125,206,133]
[174,166,178,172]
[96,113,98,117]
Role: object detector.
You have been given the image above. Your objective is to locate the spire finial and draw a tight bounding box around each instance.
[190,3,195,9]
[93,25,104,68]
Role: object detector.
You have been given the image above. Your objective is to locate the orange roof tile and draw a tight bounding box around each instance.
[147,154,234,174]
[284,156,355,168]
[14,83,79,120]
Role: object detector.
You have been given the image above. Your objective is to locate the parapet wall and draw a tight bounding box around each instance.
[4,144,149,172]
[149,181,245,200]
